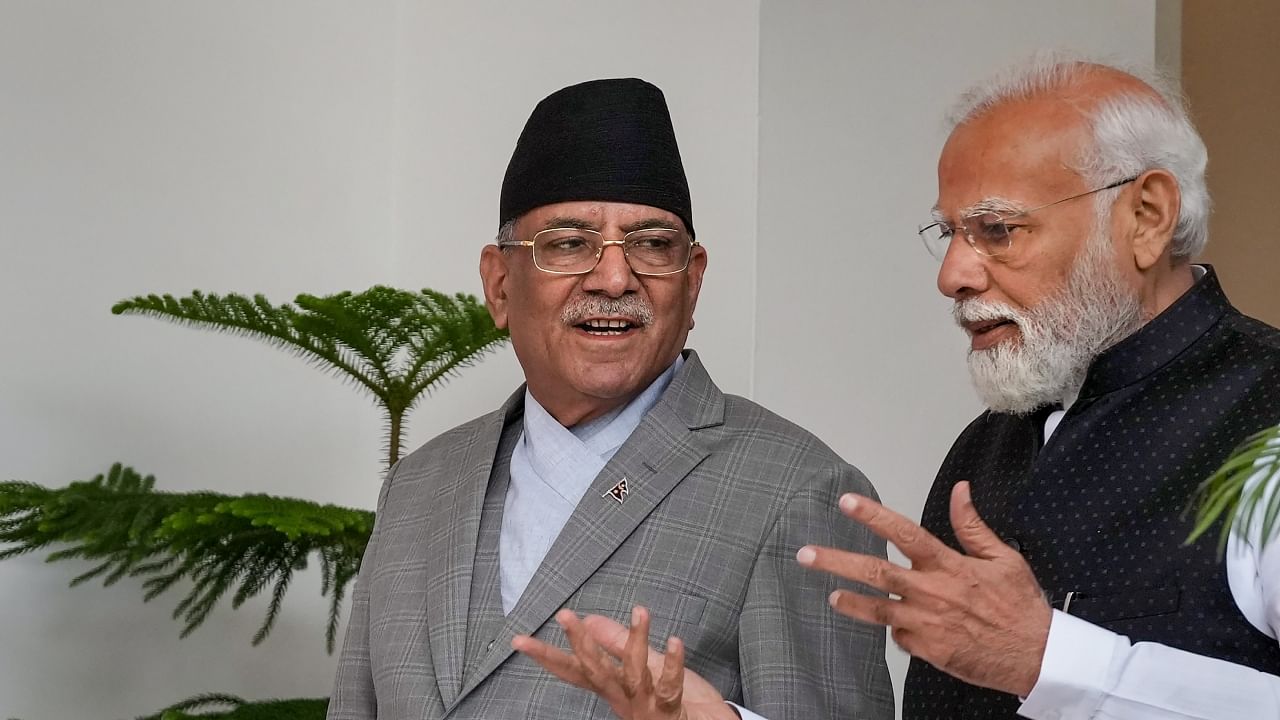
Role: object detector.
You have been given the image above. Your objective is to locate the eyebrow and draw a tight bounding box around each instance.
[620,218,681,233]
[930,196,1028,226]
[538,216,682,233]
[540,216,597,231]
[958,196,1026,217]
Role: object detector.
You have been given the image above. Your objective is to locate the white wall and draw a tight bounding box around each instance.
[1,4,405,717]
[0,2,758,718]
[0,2,1158,718]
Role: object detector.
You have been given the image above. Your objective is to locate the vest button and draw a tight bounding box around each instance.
[1002,536,1022,553]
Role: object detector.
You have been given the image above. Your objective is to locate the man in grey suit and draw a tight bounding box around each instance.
[326,77,893,720]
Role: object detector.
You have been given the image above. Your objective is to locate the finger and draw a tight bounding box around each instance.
[621,607,655,700]
[584,612,670,681]
[796,545,916,596]
[556,609,618,688]
[882,610,954,671]
[886,624,941,665]
[581,613,632,658]
[828,589,937,647]
[550,611,637,718]
[889,625,918,657]
[826,588,904,629]
[511,634,591,689]
[654,635,686,713]
[838,493,954,565]
[949,481,1006,559]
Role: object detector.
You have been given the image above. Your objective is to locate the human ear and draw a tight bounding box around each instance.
[479,245,512,330]
[684,245,708,328]
[1128,169,1181,270]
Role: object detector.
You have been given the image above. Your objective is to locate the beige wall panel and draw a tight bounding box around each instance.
[1183,0,1280,325]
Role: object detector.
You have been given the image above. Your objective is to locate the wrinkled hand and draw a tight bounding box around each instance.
[512,606,737,720]
[797,481,1052,697]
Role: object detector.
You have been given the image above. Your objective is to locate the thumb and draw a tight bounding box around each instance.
[949,481,1006,559]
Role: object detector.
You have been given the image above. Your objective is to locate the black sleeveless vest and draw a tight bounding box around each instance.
[905,268,1280,719]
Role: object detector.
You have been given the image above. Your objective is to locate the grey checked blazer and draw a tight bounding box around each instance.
[328,350,893,719]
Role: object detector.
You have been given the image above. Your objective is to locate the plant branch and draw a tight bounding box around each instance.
[114,287,509,474]
[0,464,373,652]
[1187,424,1280,552]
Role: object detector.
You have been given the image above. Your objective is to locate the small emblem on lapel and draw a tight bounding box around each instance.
[603,477,629,504]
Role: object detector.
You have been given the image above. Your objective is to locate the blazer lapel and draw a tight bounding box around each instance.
[451,351,725,704]
[425,389,524,708]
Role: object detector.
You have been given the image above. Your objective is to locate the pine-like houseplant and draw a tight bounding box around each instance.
[0,286,508,719]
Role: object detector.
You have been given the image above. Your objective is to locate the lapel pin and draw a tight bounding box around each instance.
[603,477,629,504]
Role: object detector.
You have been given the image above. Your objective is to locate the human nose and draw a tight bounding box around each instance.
[936,233,989,300]
[580,241,640,297]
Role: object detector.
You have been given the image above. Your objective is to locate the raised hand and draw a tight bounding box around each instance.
[796,481,1052,697]
[512,606,738,720]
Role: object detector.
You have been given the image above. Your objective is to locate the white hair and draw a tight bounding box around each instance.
[955,209,1147,414]
[947,51,1210,259]
[496,219,516,245]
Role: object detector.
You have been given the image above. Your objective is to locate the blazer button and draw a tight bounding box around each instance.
[487,640,495,651]
[1002,536,1022,553]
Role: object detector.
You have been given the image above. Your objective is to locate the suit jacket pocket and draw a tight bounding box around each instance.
[1051,583,1181,625]
[568,580,708,628]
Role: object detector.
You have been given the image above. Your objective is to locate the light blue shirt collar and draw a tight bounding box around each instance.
[521,352,685,476]
[499,353,684,614]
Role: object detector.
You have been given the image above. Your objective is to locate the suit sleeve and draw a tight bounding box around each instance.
[737,462,895,720]
[327,467,397,720]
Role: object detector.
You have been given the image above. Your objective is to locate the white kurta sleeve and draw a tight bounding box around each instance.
[728,701,769,720]
[1018,611,1280,719]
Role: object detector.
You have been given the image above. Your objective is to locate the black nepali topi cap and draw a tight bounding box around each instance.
[499,78,694,238]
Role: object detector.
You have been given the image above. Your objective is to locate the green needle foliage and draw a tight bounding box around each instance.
[3,285,506,718]
[1187,424,1280,553]
[0,464,373,651]
[135,694,327,720]
[112,287,509,469]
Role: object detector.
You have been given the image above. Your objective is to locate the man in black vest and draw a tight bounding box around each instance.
[803,56,1280,720]
[514,56,1280,720]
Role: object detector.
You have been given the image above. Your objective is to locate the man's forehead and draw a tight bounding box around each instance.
[935,109,1089,216]
[520,201,686,231]
[934,162,1085,218]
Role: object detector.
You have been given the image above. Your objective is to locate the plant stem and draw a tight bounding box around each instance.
[387,410,402,469]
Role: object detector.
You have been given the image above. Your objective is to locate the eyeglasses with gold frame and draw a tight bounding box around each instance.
[499,227,699,276]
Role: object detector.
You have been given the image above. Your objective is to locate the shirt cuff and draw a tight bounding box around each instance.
[727,701,767,720]
[1018,609,1125,720]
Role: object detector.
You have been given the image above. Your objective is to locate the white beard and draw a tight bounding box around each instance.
[954,230,1147,415]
